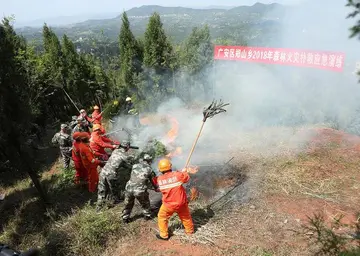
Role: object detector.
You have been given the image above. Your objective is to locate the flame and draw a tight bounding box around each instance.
[186,165,199,174]
[140,117,151,125]
[166,116,179,143]
[190,187,199,201]
[166,147,183,158]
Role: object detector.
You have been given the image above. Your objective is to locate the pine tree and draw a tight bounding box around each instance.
[347,0,360,38]
[119,12,141,91]
[180,25,213,75]
[0,18,47,204]
[143,12,173,71]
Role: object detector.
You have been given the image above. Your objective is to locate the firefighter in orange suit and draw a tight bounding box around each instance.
[79,132,104,192]
[91,105,102,124]
[153,158,194,240]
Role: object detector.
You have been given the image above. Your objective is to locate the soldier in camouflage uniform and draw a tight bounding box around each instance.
[122,154,158,223]
[72,116,91,135]
[96,140,135,210]
[52,124,72,169]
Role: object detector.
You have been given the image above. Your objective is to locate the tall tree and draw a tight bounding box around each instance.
[0,18,47,204]
[179,25,213,99]
[119,12,141,92]
[143,12,173,71]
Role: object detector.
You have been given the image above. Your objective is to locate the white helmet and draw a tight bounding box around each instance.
[125,97,132,102]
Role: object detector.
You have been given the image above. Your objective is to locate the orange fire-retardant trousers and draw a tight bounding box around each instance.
[158,203,194,239]
[74,161,88,185]
[87,167,99,192]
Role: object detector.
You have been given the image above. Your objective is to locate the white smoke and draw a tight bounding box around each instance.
[111,0,360,170]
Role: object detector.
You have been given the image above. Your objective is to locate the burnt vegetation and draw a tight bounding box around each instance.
[0,1,360,255]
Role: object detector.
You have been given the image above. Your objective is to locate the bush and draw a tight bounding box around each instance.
[305,213,360,256]
[44,204,139,256]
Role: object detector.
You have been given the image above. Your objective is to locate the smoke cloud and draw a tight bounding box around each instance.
[112,0,360,170]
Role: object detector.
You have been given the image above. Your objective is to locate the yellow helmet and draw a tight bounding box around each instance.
[125,97,132,102]
[158,158,172,172]
[93,105,99,110]
[93,124,102,131]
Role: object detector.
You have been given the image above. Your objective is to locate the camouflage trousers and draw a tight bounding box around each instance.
[60,147,72,169]
[97,170,124,207]
[122,188,151,220]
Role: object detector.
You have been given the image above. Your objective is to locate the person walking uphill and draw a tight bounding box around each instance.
[51,124,72,169]
[153,158,194,240]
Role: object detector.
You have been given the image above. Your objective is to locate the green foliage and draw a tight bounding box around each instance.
[305,213,360,255]
[119,12,142,92]
[44,204,140,256]
[141,139,168,159]
[346,0,360,38]
[55,168,76,189]
[143,12,173,71]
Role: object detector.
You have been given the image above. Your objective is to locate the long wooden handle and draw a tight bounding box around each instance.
[184,121,205,169]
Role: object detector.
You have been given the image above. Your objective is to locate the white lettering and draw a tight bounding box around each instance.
[293,52,300,63]
[229,48,235,58]
[247,49,253,59]
[328,55,336,67]
[321,54,328,66]
[280,52,286,62]
[335,55,343,68]
[217,48,223,57]
[267,51,273,60]
[235,49,241,58]
[255,51,260,59]
[241,49,247,58]
[314,53,321,65]
[300,52,307,64]
[224,48,229,58]
[306,53,314,65]
[287,52,293,63]
[273,51,280,62]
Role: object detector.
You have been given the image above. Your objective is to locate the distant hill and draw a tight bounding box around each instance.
[15,3,288,45]
[14,12,121,28]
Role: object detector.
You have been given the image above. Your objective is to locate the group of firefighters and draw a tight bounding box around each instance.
[51,97,194,240]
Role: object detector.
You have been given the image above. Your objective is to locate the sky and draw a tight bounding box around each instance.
[1,0,304,22]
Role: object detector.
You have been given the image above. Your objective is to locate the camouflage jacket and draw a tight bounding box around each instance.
[101,148,134,178]
[51,131,72,148]
[72,124,89,134]
[126,160,157,192]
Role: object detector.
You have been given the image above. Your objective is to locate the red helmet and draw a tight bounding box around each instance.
[72,132,82,140]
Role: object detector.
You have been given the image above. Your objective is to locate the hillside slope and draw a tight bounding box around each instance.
[15,3,287,44]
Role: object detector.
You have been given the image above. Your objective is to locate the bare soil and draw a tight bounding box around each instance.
[109,128,360,255]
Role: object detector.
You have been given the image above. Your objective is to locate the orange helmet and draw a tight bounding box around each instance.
[93,124,102,131]
[72,131,82,140]
[158,158,172,172]
[94,105,99,110]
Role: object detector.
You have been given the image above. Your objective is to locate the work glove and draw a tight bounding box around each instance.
[99,161,106,167]
[112,145,119,149]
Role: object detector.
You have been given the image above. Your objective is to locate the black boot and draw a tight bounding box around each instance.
[156,234,169,241]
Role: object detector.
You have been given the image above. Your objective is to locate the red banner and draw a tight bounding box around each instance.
[214,45,345,72]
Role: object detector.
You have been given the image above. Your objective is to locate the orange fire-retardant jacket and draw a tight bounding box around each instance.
[153,171,190,210]
[72,141,82,163]
[91,110,102,124]
[78,142,101,168]
[89,131,114,156]
[100,127,120,145]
